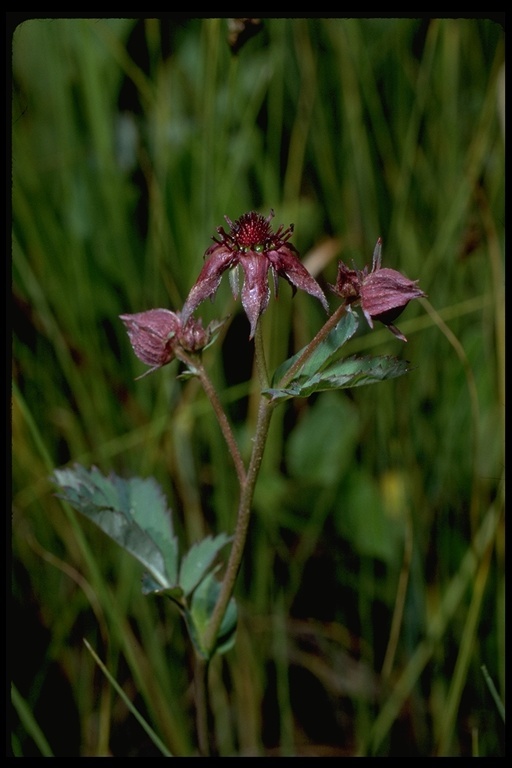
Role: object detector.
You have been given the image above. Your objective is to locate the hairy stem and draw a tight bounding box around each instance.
[254,319,270,388]
[202,395,274,657]
[199,307,352,656]
[201,324,274,658]
[176,350,246,487]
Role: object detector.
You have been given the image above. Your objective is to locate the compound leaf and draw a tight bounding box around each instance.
[52,464,179,590]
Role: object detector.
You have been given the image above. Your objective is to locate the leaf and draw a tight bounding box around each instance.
[334,470,404,564]
[266,310,411,402]
[264,355,411,403]
[185,569,238,659]
[308,354,410,390]
[51,464,179,590]
[286,393,359,485]
[178,533,231,597]
[140,573,184,602]
[271,310,359,386]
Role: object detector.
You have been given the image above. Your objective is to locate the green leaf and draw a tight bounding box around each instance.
[286,393,359,485]
[271,310,359,386]
[178,533,231,597]
[264,355,411,403]
[51,464,179,590]
[334,470,404,564]
[140,573,184,602]
[185,569,238,659]
[266,311,411,402]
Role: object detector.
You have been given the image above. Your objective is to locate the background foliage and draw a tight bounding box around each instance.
[11,15,504,756]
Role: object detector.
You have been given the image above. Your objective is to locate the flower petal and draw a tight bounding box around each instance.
[268,247,329,312]
[181,246,236,322]
[239,251,271,338]
[361,268,425,319]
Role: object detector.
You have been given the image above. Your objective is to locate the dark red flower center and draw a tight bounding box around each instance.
[233,212,272,250]
[216,210,294,254]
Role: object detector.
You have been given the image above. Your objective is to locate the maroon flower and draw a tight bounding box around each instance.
[120,308,214,377]
[181,210,329,338]
[331,239,425,341]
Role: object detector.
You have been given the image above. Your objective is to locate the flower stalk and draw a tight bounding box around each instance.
[188,324,275,755]
[200,324,275,659]
[175,349,247,487]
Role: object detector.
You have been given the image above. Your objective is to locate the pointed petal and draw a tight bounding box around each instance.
[181,246,236,322]
[386,324,408,342]
[371,238,383,271]
[269,247,329,312]
[361,307,375,330]
[239,252,271,338]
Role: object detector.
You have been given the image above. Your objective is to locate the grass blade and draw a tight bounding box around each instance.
[83,639,173,757]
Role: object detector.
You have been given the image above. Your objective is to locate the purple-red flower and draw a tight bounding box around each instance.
[331,239,425,341]
[181,210,329,338]
[120,309,215,377]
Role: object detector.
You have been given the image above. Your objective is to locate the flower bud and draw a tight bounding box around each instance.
[360,267,425,341]
[331,239,425,341]
[120,309,211,376]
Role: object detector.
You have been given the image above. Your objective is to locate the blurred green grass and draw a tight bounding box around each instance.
[11,17,504,756]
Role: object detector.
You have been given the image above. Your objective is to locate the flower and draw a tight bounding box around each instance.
[331,239,425,341]
[181,210,329,338]
[120,308,214,377]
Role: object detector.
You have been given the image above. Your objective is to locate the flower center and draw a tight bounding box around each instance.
[213,210,295,255]
[232,211,273,251]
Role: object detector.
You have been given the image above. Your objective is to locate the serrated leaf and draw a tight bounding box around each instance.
[141,573,184,601]
[306,354,410,391]
[271,310,359,386]
[178,533,231,597]
[264,355,411,402]
[52,464,179,589]
[185,569,238,659]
